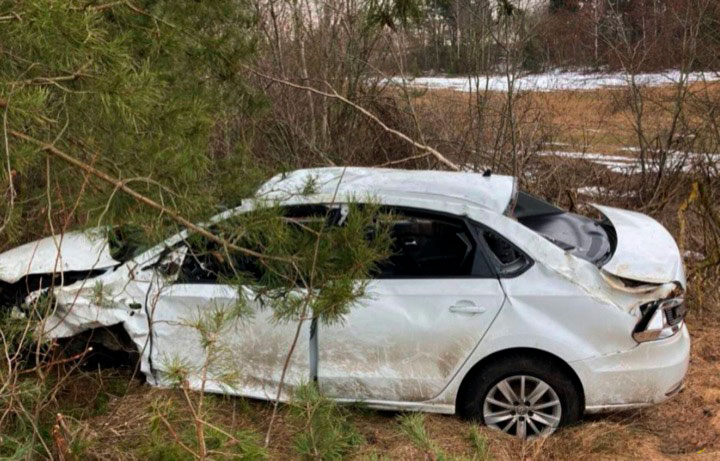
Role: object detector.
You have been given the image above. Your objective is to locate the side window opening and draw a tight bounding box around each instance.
[479,228,532,277]
[374,209,490,278]
[177,235,251,284]
[175,204,337,284]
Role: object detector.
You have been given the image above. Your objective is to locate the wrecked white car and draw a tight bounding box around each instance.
[0,167,689,438]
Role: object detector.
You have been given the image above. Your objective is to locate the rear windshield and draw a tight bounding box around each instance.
[512,192,613,265]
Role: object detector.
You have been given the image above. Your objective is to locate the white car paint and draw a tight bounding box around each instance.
[318,278,505,402]
[3,167,690,422]
[257,167,517,216]
[592,204,687,287]
[0,228,118,284]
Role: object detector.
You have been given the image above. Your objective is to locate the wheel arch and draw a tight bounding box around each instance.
[455,347,585,415]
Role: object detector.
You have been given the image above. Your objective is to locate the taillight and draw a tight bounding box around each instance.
[633,297,686,343]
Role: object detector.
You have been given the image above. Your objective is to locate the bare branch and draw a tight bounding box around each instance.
[244,66,460,171]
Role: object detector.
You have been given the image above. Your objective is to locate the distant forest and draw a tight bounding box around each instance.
[385,0,720,74]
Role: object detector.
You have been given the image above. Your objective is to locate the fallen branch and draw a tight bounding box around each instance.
[244,67,460,171]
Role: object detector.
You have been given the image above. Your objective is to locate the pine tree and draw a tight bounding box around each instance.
[0,0,262,247]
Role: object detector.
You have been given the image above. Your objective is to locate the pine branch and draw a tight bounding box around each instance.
[7,128,290,263]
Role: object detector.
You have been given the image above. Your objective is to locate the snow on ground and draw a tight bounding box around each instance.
[538,149,719,173]
[576,186,636,199]
[387,70,720,93]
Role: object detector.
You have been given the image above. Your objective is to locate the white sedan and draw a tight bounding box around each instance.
[0,167,690,438]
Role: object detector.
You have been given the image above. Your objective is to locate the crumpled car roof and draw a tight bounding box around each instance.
[256,167,517,215]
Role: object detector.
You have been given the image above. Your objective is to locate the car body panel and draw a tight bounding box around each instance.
[592,204,686,287]
[0,228,119,284]
[318,278,505,402]
[257,167,517,216]
[148,282,311,401]
[574,324,690,411]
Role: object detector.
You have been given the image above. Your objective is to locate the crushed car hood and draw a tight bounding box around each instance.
[0,229,120,284]
[592,204,686,287]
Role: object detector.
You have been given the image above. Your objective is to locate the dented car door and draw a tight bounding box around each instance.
[144,237,311,401]
[318,208,506,402]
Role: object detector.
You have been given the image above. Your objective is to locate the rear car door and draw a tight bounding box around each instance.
[318,207,506,402]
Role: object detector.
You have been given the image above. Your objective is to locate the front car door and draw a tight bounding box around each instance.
[140,204,345,401]
[318,207,506,403]
[142,230,311,401]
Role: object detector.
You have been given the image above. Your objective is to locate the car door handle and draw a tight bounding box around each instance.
[449,301,486,314]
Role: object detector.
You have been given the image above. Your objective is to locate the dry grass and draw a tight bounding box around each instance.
[405,82,720,156]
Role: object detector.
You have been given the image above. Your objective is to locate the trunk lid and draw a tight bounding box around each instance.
[592,204,686,287]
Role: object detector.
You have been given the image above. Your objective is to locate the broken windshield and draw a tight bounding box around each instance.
[513,191,614,265]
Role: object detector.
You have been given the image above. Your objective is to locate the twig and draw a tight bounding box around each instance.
[19,348,92,375]
[376,152,433,167]
[52,414,70,461]
[1,99,14,235]
[244,67,460,171]
[158,412,200,458]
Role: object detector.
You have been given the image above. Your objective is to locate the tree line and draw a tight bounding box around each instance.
[386,0,720,74]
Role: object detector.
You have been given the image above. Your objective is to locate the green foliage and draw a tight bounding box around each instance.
[146,397,267,460]
[397,414,492,461]
[0,380,51,459]
[198,200,394,326]
[0,291,56,373]
[468,424,490,461]
[398,413,438,455]
[496,0,518,18]
[141,440,189,461]
[161,355,195,387]
[0,0,264,248]
[289,383,365,460]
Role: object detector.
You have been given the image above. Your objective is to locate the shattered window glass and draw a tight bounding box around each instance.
[177,236,254,284]
[479,228,532,277]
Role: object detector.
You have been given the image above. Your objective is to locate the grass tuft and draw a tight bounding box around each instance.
[289,383,365,460]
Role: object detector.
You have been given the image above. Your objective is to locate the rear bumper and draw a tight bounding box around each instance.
[571,324,690,413]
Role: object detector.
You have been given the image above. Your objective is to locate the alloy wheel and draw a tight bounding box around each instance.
[482,375,562,438]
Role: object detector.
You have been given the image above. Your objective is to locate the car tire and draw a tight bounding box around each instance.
[458,353,582,438]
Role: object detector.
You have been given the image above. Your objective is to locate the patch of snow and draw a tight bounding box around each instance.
[537,151,636,163]
[538,148,719,173]
[576,186,636,198]
[683,250,705,261]
[388,70,720,93]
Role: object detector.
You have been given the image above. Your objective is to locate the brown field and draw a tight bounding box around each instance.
[404,81,720,158]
